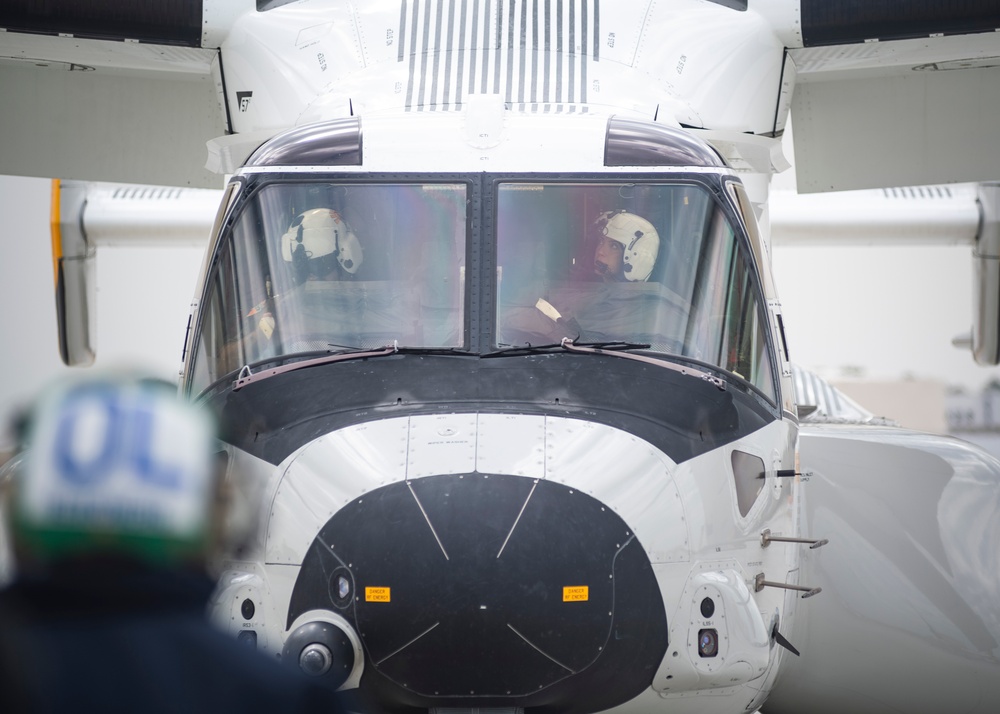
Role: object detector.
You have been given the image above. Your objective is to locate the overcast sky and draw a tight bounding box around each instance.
[772,241,991,385]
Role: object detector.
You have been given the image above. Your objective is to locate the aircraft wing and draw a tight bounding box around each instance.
[0,1,232,188]
[750,367,1000,714]
[3,1,1000,192]
[788,4,1000,192]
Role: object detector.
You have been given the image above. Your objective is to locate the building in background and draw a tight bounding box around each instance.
[947,381,1000,459]
[832,378,948,435]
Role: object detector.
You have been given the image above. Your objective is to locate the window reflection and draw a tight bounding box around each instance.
[496,182,775,399]
[190,183,467,391]
[190,178,775,403]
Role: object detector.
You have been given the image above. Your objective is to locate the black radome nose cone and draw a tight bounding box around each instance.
[288,473,667,713]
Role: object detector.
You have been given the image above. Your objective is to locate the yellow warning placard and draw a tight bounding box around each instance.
[563,586,589,602]
[365,587,391,602]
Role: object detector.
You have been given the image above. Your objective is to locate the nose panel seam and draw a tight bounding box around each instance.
[496,479,539,559]
[406,479,450,561]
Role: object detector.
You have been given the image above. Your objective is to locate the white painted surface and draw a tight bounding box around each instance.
[0,175,206,452]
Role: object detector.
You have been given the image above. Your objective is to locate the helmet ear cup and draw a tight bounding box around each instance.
[336,228,364,274]
[291,225,310,284]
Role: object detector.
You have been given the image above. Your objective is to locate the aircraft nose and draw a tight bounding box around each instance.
[287,472,668,710]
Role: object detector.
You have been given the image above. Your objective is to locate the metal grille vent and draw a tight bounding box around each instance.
[397,0,601,112]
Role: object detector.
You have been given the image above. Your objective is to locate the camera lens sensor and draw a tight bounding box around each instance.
[698,628,719,658]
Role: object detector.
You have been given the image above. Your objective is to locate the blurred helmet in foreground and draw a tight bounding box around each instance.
[8,372,218,569]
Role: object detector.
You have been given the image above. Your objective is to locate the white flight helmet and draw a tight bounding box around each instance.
[601,211,660,282]
[280,208,363,278]
[9,371,219,569]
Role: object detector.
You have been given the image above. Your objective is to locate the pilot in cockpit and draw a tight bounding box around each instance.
[502,210,661,344]
[282,208,364,284]
[251,208,364,341]
[590,210,660,283]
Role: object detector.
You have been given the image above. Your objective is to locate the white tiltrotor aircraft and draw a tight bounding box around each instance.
[3,2,1000,713]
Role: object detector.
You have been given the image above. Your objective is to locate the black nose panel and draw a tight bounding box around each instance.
[288,473,668,713]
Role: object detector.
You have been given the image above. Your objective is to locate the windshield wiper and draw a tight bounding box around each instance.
[483,342,566,357]
[232,343,473,392]
[559,338,726,390]
[233,345,399,391]
[483,339,651,358]
[572,340,651,351]
[394,347,472,356]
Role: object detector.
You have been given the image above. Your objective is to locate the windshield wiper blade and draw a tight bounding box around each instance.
[484,339,651,358]
[570,340,651,351]
[233,344,399,391]
[483,342,566,357]
[559,338,726,390]
[394,347,472,356]
[232,344,473,391]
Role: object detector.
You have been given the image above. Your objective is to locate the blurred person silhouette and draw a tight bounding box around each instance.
[0,371,346,714]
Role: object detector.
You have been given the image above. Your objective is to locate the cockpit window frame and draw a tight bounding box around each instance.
[184,171,781,411]
[185,172,479,397]
[486,172,781,408]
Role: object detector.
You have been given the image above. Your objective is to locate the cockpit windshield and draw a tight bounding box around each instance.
[188,182,468,392]
[495,181,776,399]
[188,177,775,403]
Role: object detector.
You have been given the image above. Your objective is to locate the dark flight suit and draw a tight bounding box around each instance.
[0,557,348,714]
